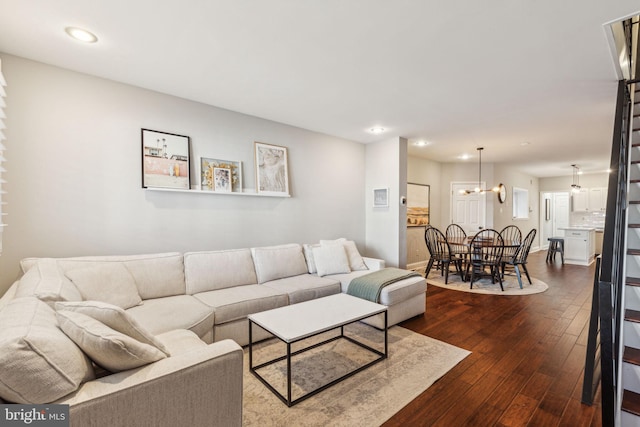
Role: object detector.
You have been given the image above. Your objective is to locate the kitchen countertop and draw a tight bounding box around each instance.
[561,226,596,231]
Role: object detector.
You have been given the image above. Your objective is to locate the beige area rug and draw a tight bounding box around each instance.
[426,267,548,295]
[242,323,470,426]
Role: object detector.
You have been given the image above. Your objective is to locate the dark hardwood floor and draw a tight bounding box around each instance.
[383,250,601,427]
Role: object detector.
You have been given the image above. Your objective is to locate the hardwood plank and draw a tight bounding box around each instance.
[381,251,600,427]
[496,394,539,426]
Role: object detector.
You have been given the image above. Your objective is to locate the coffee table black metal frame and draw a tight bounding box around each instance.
[248,301,387,407]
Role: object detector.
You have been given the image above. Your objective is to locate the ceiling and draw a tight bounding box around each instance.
[0,1,638,177]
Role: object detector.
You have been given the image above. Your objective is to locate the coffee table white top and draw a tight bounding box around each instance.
[248,293,387,343]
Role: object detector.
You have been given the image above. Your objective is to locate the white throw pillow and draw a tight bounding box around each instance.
[65,263,142,309]
[312,245,351,277]
[56,310,166,372]
[55,301,170,356]
[302,243,321,274]
[320,238,368,271]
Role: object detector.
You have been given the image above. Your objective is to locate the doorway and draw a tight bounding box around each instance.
[451,182,486,233]
[540,191,570,248]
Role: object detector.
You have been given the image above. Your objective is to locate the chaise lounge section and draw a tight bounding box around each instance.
[0,239,426,426]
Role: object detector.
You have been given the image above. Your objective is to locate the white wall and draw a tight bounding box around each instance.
[493,164,540,244]
[365,137,406,267]
[0,54,367,293]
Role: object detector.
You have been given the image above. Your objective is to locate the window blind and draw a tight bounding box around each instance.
[0,58,7,252]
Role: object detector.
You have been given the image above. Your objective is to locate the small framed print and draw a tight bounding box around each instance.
[213,167,232,192]
[254,142,290,196]
[373,188,389,208]
[141,129,191,189]
[201,158,242,192]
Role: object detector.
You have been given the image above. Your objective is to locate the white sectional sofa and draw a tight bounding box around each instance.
[0,240,426,426]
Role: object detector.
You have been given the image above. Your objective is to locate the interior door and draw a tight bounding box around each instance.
[451,183,486,233]
[553,193,570,237]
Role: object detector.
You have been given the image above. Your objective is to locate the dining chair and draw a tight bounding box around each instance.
[499,225,522,277]
[502,229,537,288]
[466,229,504,290]
[424,226,463,284]
[446,224,467,257]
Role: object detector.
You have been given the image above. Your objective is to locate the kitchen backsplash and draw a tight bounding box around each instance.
[570,211,605,229]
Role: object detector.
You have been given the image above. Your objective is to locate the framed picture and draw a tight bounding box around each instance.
[213,167,232,192]
[200,158,242,192]
[373,188,389,208]
[254,142,289,196]
[407,183,430,226]
[141,129,191,189]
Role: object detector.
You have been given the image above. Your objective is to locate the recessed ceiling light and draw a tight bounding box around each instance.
[520,141,530,146]
[65,27,98,43]
[370,127,385,135]
[413,140,430,147]
[458,153,471,160]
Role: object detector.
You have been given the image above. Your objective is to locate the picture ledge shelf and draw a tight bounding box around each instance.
[144,187,291,198]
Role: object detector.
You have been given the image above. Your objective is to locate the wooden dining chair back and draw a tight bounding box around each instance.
[503,228,537,288]
[499,225,522,260]
[467,229,504,290]
[424,226,463,284]
[446,224,467,257]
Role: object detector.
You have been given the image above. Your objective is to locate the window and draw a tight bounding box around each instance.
[512,187,529,219]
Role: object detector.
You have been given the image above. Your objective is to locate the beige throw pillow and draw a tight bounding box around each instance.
[56,310,166,372]
[65,263,142,309]
[0,297,94,404]
[312,245,351,277]
[320,238,368,271]
[55,301,170,356]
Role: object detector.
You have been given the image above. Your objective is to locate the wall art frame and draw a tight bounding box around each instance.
[373,188,389,208]
[200,158,242,192]
[254,141,290,196]
[141,128,191,190]
[407,183,430,226]
[213,167,232,192]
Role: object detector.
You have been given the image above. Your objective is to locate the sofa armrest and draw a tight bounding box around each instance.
[362,257,385,271]
[58,339,243,427]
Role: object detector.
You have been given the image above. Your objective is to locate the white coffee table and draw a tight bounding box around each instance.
[248,293,388,406]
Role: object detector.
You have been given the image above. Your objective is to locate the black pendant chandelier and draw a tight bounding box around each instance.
[571,164,581,193]
[460,147,500,195]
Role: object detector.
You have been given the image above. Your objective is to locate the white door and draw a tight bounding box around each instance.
[553,193,570,237]
[451,183,486,234]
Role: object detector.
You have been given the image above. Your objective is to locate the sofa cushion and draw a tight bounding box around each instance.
[320,238,368,271]
[0,297,94,404]
[329,270,427,305]
[65,263,142,309]
[22,253,186,300]
[55,301,170,356]
[194,285,288,324]
[251,244,308,284]
[155,329,208,356]
[184,249,258,294]
[57,311,167,372]
[261,274,341,304]
[313,245,351,277]
[125,295,215,342]
[14,258,82,305]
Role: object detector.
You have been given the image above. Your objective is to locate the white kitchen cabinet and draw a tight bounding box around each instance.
[561,228,595,265]
[588,187,607,212]
[572,189,589,212]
